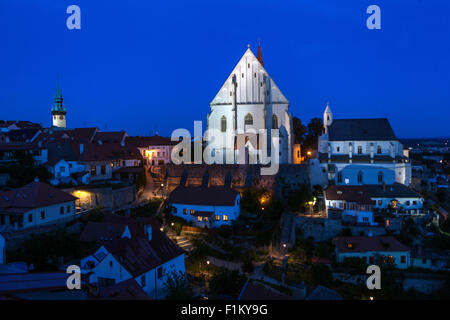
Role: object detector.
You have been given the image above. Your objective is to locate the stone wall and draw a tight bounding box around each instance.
[156,164,309,196]
[294,216,388,242]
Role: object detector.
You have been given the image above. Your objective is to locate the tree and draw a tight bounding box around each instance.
[302,117,324,156]
[293,117,306,144]
[164,270,195,300]
[209,268,246,297]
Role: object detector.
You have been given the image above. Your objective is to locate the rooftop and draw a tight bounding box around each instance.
[327,118,397,141]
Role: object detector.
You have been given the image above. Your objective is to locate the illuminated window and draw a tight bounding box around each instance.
[223,215,228,221]
[110,162,114,168]
[190,209,195,215]
[386,219,390,227]
[388,256,394,263]
[204,217,208,222]
[347,243,353,249]
[183,209,187,215]
[198,216,203,222]
[215,215,220,221]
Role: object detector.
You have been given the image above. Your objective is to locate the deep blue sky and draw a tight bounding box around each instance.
[1,0,449,138]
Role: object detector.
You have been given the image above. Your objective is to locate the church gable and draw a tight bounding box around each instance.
[211,47,288,106]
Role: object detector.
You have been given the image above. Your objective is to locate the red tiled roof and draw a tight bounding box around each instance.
[35,128,98,144]
[78,143,143,162]
[81,214,183,277]
[0,182,77,213]
[334,236,410,254]
[168,186,239,207]
[126,135,178,147]
[325,185,373,205]
[98,278,149,300]
[239,281,290,300]
[93,131,127,144]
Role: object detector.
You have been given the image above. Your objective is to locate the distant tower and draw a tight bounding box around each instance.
[51,81,67,128]
[323,102,333,133]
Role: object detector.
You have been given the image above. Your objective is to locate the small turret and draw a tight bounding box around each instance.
[323,102,333,133]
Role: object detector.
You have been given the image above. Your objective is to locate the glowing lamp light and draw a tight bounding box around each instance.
[206,260,210,265]
[282,243,287,248]
[307,151,312,156]
[370,297,374,301]
[160,227,164,232]
[171,222,174,226]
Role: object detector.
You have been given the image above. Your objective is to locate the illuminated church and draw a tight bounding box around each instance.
[51,82,67,128]
[205,44,294,164]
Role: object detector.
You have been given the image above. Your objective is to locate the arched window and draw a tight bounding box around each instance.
[377,145,382,154]
[378,171,384,184]
[272,114,278,129]
[357,171,363,184]
[244,113,253,125]
[221,116,227,132]
[357,146,363,154]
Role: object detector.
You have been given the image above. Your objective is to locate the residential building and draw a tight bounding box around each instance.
[0,181,77,230]
[316,104,411,187]
[167,186,241,228]
[324,185,377,226]
[80,215,185,299]
[205,44,294,165]
[334,236,411,269]
[366,183,424,214]
[126,135,177,166]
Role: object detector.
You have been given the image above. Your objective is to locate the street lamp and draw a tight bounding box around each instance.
[206,260,210,265]
[171,222,174,227]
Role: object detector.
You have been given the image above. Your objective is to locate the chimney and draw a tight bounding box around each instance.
[80,144,84,154]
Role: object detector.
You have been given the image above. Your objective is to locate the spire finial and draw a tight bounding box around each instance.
[247,44,250,49]
[257,42,264,67]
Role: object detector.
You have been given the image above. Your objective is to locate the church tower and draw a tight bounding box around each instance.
[51,82,67,128]
[323,102,333,133]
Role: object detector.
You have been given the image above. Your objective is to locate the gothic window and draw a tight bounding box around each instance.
[221,116,227,132]
[377,145,382,154]
[242,73,244,78]
[245,113,253,125]
[357,171,363,184]
[357,146,363,154]
[337,146,340,152]
[378,171,384,184]
[272,114,278,129]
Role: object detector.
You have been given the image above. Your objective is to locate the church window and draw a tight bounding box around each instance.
[254,73,256,78]
[337,146,340,152]
[221,116,227,132]
[245,113,253,125]
[272,114,278,129]
[242,73,244,78]
[378,171,383,184]
[357,171,363,184]
[377,145,382,154]
[357,146,362,154]
[248,63,250,68]
[230,91,232,96]
[260,82,263,87]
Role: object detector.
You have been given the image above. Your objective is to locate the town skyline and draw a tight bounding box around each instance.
[1,0,450,138]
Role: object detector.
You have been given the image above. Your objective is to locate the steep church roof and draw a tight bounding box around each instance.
[327,118,397,141]
[210,45,288,106]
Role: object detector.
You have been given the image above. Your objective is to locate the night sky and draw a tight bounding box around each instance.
[1,0,449,138]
